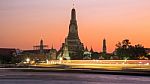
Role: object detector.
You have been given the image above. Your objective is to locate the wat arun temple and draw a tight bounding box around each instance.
[57,8,84,60]
[18,7,107,61]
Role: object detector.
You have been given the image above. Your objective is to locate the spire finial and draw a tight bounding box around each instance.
[85,46,88,51]
[41,34,44,42]
[90,46,94,52]
[73,0,75,8]
[51,44,54,49]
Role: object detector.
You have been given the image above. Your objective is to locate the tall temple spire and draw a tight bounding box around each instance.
[70,0,77,24]
[64,4,84,60]
[71,8,76,21]
[33,39,48,54]
[103,38,107,53]
[68,6,79,39]
[40,39,44,53]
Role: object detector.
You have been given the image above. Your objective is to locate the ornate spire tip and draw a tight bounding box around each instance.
[73,0,75,8]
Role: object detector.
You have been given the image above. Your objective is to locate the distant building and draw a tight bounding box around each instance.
[20,39,57,62]
[0,48,20,64]
[0,48,18,56]
[33,39,48,54]
[21,49,50,62]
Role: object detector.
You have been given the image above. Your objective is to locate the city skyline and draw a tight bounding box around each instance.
[0,0,150,52]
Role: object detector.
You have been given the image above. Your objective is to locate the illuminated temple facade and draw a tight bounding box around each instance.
[59,8,84,60]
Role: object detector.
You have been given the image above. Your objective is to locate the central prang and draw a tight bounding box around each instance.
[58,8,84,60]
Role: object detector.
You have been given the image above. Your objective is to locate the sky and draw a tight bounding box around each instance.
[0,0,150,52]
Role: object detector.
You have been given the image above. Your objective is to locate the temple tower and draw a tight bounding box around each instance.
[103,38,107,53]
[66,8,84,59]
[33,39,48,54]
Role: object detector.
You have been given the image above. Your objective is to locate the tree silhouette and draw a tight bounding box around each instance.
[115,39,147,60]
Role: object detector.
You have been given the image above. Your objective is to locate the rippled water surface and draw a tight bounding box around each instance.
[0,70,149,84]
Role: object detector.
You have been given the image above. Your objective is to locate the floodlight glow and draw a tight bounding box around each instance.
[59,57,63,61]
[46,59,49,64]
[26,58,30,63]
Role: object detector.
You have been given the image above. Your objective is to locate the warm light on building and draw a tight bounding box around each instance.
[26,58,30,63]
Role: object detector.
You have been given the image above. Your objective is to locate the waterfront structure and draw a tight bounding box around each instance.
[21,39,57,62]
[0,48,20,64]
[60,7,84,60]
[0,48,20,56]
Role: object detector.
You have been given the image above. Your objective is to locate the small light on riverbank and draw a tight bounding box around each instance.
[26,58,30,63]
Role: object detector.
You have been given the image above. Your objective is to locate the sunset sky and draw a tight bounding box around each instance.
[0,0,150,52]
